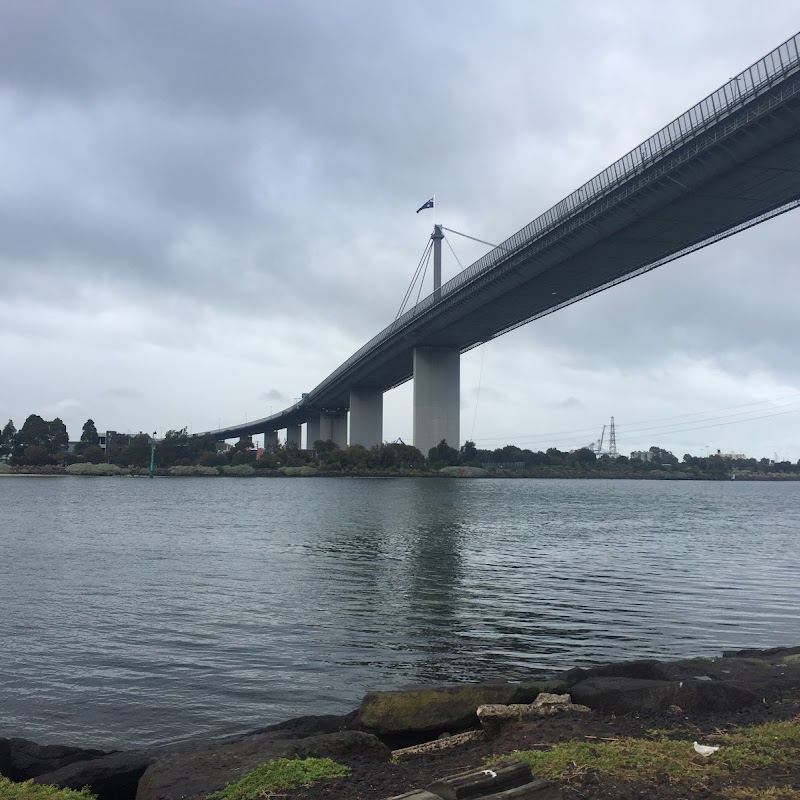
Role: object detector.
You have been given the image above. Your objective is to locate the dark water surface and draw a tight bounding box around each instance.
[1,476,798,748]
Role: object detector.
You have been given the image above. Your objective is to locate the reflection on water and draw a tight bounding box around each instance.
[1,477,798,748]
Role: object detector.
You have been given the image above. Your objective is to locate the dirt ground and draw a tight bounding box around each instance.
[282,686,800,800]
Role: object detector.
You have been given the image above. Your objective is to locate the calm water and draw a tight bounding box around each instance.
[1,476,798,749]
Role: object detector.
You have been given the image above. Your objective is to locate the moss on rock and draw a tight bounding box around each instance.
[359,680,566,734]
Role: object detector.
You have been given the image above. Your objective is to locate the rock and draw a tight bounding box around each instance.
[33,750,154,800]
[392,731,484,759]
[228,709,359,740]
[135,730,388,800]
[531,693,571,707]
[477,698,590,736]
[0,737,107,781]
[290,730,390,762]
[358,680,567,735]
[560,667,589,687]
[569,677,758,715]
[654,656,800,690]
[722,645,800,659]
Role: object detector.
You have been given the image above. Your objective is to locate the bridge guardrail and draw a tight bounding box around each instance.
[309,32,800,403]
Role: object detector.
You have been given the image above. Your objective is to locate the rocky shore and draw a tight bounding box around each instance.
[3,645,800,800]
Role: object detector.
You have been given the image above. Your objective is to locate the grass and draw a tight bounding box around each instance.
[492,717,800,783]
[0,776,96,799]
[206,757,350,800]
[723,790,800,800]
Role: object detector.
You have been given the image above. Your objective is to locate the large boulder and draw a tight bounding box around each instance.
[33,750,154,800]
[135,730,388,800]
[562,650,800,694]
[569,676,757,715]
[655,656,800,689]
[231,709,359,740]
[0,737,107,781]
[358,680,566,735]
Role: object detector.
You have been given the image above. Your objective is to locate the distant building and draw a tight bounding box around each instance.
[67,430,120,454]
[630,450,653,462]
[714,449,746,460]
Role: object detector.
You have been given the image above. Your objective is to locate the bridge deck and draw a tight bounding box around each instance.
[199,33,800,441]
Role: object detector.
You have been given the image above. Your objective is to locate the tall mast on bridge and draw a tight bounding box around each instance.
[432,224,443,300]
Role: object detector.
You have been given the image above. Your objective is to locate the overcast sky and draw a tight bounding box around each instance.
[3,1,800,460]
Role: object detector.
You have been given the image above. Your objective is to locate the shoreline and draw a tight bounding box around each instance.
[3,469,800,481]
[3,644,800,799]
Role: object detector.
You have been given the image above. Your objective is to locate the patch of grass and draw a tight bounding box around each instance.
[724,790,800,800]
[206,757,350,800]
[494,717,800,783]
[0,776,96,799]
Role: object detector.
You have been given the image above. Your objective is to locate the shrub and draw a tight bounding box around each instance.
[167,465,220,476]
[0,463,12,474]
[279,466,317,477]
[220,464,256,477]
[65,463,124,476]
[439,466,489,478]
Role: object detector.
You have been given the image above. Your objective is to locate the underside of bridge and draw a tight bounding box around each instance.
[196,35,800,452]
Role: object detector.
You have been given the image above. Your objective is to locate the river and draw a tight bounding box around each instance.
[1,476,798,748]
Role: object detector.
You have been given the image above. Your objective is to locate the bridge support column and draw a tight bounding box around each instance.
[349,389,383,449]
[320,412,348,448]
[263,430,278,449]
[305,417,320,450]
[413,346,460,458]
[285,424,302,448]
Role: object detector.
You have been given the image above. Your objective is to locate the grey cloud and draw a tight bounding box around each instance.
[2,0,799,456]
[104,387,143,399]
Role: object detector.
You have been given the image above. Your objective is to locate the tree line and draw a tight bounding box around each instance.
[2,413,799,478]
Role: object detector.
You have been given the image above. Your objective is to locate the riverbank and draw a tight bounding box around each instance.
[3,464,800,480]
[3,645,800,800]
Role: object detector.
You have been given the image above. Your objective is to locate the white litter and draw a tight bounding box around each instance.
[482,769,498,778]
[693,741,720,757]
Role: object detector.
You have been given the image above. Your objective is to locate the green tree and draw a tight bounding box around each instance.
[648,446,678,466]
[23,444,54,466]
[460,440,478,465]
[572,447,597,467]
[49,418,69,454]
[77,419,100,453]
[11,414,51,462]
[126,433,153,468]
[375,442,424,470]
[0,419,15,456]
[80,444,106,464]
[428,439,460,467]
[157,428,190,467]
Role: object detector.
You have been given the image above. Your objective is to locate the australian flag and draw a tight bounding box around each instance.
[416,197,434,213]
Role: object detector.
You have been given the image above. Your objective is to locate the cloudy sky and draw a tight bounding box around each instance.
[3,1,799,459]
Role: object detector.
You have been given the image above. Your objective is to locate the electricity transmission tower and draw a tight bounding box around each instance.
[609,416,618,458]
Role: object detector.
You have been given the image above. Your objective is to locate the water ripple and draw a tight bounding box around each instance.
[1,477,799,748]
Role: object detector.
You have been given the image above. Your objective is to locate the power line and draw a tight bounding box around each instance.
[473,393,800,443]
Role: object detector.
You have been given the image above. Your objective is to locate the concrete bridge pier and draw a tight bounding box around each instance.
[349,388,383,449]
[413,346,460,457]
[263,430,278,449]
[285,424,302,448]
[305,417,321,449]
[320,412,348,448]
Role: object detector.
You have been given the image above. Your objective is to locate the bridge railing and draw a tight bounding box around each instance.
[310,32,800,402]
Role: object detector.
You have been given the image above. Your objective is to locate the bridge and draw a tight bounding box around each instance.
[199,32,800,456]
